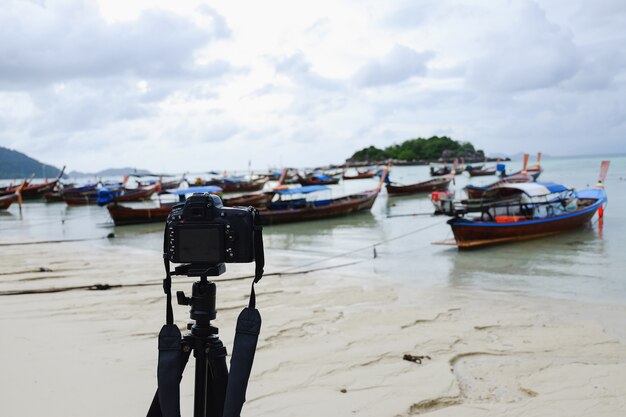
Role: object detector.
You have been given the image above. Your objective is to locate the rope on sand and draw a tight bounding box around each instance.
[0,235,113,246]
[0,260,365,296]
[0,219,447,296]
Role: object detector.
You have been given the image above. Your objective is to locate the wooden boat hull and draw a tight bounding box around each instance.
[430,167,451,176]
[64,187,155,206]
[297,177,340,186]
[222,193,268,207]
[64,193,99,206]
[448,198,604,248]
[468,169,496,177]
[0,186,22,197]
[505,168,542,181]
[107,203,174,226]
[206,179,268,193]
[113,187,156,202]
[44,191,64,202]
[0,193,18,210]
[343,173,376,180]
[386,178,451,195]
[20,181,59,200]
[259,190,378,225]
[465,174,533,199]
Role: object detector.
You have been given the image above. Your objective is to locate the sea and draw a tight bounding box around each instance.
[1,156,625,304]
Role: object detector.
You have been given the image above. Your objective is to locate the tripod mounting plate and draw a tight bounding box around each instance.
[173,263,226,277]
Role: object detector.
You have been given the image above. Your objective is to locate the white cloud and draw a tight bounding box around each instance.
[465,1,581,92]
[352,45,433,87]
[0,0,230,86]
[1,0,625,173]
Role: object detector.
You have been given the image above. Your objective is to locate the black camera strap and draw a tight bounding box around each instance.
[223,208,264,417]
[151,256,183,417]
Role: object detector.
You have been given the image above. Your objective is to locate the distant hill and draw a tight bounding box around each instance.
[348,136,485,163]
[0,146,63,179]
[68,167,153,178]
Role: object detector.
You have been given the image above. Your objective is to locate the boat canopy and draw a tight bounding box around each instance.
[493,182,572,197]
[220,176,247,183]
[167,185,223,195]
[576,188,605,200]
[273,185,330,195]
[311,174,331,181]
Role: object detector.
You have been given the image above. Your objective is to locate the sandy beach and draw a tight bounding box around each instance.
[1,240,626,417]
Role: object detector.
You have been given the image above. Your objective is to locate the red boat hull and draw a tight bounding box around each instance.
[259,190,378,225]
[107,203,174,226]
[449,199,602,248]
[386,178,451,195]
[343,173,376,180]
[468,169,496,177]
[222,193,268,207]
[0,193,18,210]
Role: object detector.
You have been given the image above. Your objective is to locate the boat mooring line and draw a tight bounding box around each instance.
[0,220,446,296]
[386,212,434,218]
[0,211,98,232]
[0,236,111,246]
[279,219,447,273]
[0,260,365,296]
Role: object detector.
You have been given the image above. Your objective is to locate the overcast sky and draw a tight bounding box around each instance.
[0,0,624,173]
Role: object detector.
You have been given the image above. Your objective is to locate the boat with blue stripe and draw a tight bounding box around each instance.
[442,161,610,248]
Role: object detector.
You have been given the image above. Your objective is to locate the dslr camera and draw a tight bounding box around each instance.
[165,193,259,266]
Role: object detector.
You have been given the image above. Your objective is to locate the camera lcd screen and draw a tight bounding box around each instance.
[177,226,224,263]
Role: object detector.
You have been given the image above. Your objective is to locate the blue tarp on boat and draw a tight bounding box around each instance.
[97,188,122,206]
[311,174,330,181]
[274,185,330,195]
[167,186,223,195]
[536,182,570,194]
[576,188,605,200]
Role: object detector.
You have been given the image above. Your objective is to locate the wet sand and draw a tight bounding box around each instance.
[1,241,625,417]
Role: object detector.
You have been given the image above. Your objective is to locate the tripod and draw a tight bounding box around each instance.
[148,264,230,417]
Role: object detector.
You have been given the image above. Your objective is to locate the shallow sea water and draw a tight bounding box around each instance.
[1,156,624,304]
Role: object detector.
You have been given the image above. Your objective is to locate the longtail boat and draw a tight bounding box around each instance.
[503,152,542,180]
[0,176,32,197]
[107,203,175,226]
[106,186,222,226]
[0,192,19,210]
[204,177,267,193]
[297,173,340,186]
[342,166,377,180]
[258,169,388,225]
[387,160,456,196]
[342,171,376,180]
[467,164,498,177]
[21,166,65,199]
[0,181,28,210]
[386,177,452,195]
[430,165,451,176]
[439,161,609,248]
[222,192,269,207]
[464,154,534,199]
[258,187,379,225]
[50,183,99,203]
[66,185,156,206]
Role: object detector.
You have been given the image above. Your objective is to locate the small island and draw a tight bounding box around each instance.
[347,136,507,166]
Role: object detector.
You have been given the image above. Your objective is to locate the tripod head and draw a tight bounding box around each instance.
[173,263,225,332]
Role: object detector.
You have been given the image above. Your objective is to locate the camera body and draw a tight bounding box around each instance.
[166,193,257,265]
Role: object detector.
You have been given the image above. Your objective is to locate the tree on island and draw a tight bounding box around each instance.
[348,136,485,163]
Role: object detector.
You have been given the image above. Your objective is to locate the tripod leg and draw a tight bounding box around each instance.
[194,346,209,417]
[204,337,229,417]
[146,339,193,417]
